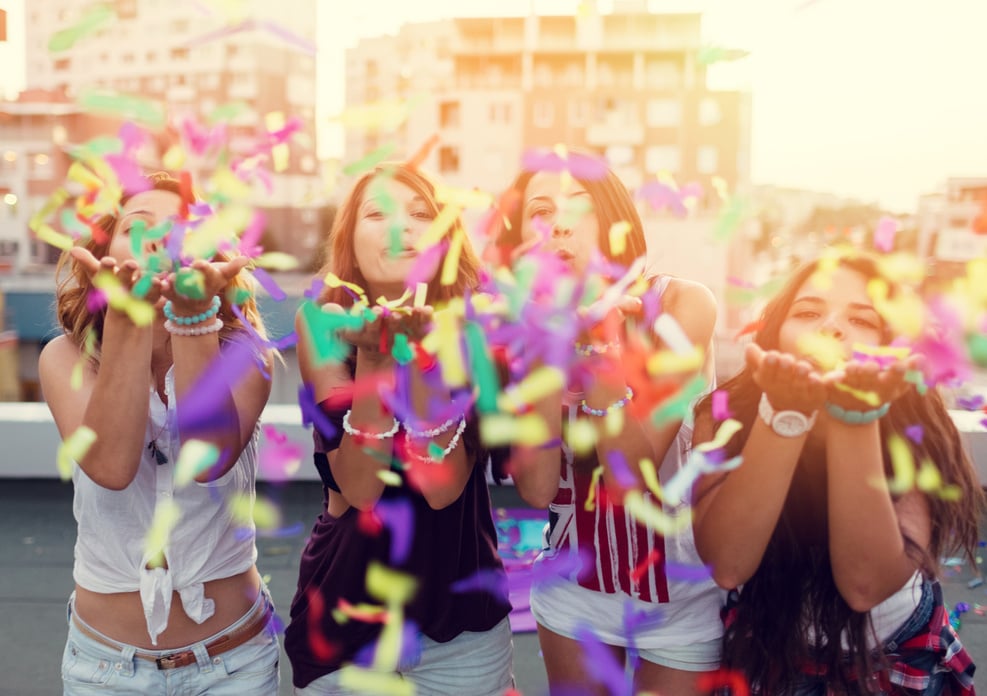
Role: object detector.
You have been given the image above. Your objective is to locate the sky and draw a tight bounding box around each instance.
[1,0,986,212]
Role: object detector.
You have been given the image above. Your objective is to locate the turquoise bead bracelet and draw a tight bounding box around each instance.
[163,296,221,326]
[824,401,890,425]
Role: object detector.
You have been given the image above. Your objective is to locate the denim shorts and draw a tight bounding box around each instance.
[62,587,280,695]
[294,617,514,696]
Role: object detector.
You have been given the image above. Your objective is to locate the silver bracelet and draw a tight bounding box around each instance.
[411,416,467,463]
[164,318,223,337]
[404,415,461,439]
[342,409,400,440]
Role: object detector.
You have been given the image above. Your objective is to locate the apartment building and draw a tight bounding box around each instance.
[20,0,323,264]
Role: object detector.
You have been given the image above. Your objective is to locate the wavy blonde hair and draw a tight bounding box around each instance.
[54,172,268,363]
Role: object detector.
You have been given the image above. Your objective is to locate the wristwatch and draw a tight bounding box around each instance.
[757,393,817,438]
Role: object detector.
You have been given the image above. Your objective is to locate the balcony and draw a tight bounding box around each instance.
[585,120,644,146]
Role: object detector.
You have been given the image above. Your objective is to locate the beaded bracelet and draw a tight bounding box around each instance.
[411,417,467,463]
[574,339,621,357]
[404,414,462,439]
[580,386,634,417]
[824,401,890,425]
[164,318,224,337]
[342,410,400,440]
[164,296,221,326]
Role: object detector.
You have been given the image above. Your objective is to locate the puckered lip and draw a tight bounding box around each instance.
[553,247,575,262]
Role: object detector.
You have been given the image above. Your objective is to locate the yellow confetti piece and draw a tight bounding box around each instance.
[866,280,925,338]
[434,184,493,210]
[608,220,630,257]
[796,332,845,372]
[92,271,155,326]
[210,168,253,201]
[439,228,464,286]
[876,253,925,284]
[377,470,402,486]
[497,366,565,414]
[338,667,415,696]
[324,273,369,303]
[623,490,692,535]
[143,499,181,568]
[366,562,418,606]
[584,466,604,512]
[253,251,300,271]
[604,407,624,436]
[414,204,461,251]
[173,439,220,487]
[696,418,743,453]
[832,381,881,406]
[852,343,911,360]
[162,144,186,170]
[638,458,663,498]
[915,458,942,493]
[647,346,704,376]
[413,282,428,308]
[567,418,598,455]
[479,413,550,447]
[334,98,411,132]
[420,309,466,387]
[34,224,74,251]
[226,492,282,530]
[885,434,915,494]
[182,205,252,259]
[56,426,96,480]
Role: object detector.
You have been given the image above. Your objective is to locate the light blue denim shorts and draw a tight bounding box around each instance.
[294,617,514,696]
[62,586,280,695]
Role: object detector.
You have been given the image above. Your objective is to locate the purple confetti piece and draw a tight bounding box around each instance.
[665,561,714,583]
[86,289,107,313]
[298,382,338,443]
[304,278,325,302]
[376,499,414,565]
[904,424,924,445]
[403,240,446,290]
[957,394,986,411]
[258,19,317,55]
[606,450,637,490]
[450,569,510,602]
[252,267,287,301]
[176,338,259,434]
[257,521,305,538]
[574,624,631,696]
[238,210,266,257]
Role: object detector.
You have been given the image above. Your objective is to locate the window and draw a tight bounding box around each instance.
[699,98,721,126]
[569,98,588,126]
[697,146,718,174]
[439,101,460,128]
[54,57,71,71]
[646,98,680,128]
[533,100,555,129]
[489,102,512,124]
[438,145,460,174]
[170,47,189,61]
[606,145,634,167]
[645,146,680,174]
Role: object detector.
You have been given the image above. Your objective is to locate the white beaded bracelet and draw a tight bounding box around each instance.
[342,409,400,440]
[411,416,467,463]
[164,318,224,337]
[404,414,462,439]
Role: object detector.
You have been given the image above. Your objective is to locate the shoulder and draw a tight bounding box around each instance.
[660,276,717,317]
[39,334,83,377]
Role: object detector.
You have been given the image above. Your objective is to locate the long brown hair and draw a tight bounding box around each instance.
[53,172,267,362]
[695,252,983,694]
[317,163,481,308]
[493,158,648,269]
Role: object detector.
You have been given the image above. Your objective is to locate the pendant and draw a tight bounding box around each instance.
[148,440,169,466]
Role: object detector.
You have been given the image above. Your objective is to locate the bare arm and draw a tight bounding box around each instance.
[692,345,826,589]
[509,371,564,508]
[825,362,930,611]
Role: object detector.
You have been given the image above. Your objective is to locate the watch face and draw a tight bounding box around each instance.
[773,412,809,437]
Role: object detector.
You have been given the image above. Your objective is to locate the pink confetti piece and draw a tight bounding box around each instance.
[873,216,898,252]
[712,389,732,421]
[520,148,608,181]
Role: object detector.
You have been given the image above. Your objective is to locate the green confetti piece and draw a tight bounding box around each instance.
[391,333,414,365]
[70,136,124,160]
[174,439,220,487]
[230,287,252,306]
[343,143,397,176]
[48,4,116,53]
[207,100,250,124]
[714,197,748,242]
[904,369,928,395]
[300,300,364,365]
[652,374,708,426]
[78,90,165,127]
[427,442,444,459]
[175,268,206,300]
[132,274,153,299]
[464,321,499,414]
[968,334,987,368]
[388,219,403,257]
[128,219,147,260]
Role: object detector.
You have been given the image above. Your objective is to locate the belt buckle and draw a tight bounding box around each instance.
[155,652,189,670]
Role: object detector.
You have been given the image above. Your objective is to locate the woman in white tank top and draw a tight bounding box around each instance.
[39,173,279,694]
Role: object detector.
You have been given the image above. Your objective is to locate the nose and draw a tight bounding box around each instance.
[551,222,572,239]
[820,315,845,340]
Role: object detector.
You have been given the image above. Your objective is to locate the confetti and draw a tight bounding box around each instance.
[48,4,116,52]
[56,426,96,480]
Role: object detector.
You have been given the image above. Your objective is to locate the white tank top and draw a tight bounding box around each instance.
[71,366,259,645]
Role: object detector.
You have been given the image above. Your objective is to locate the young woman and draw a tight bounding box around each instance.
[39,173,279,694]
[692,252,981,694]
[494,159,723,695]
[284,163,513,695]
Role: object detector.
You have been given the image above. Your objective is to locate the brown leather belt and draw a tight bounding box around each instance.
[71,598,273,670]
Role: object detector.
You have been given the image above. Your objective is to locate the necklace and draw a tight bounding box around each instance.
[147,407,169,466]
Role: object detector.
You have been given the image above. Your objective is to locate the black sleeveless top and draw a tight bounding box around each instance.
[284,398,511,689]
